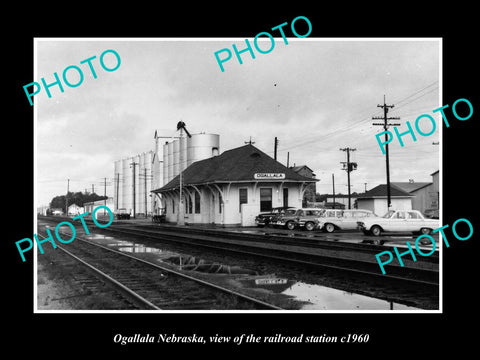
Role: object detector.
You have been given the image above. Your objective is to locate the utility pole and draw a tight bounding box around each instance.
[91,184,95,195]
[144,168,148,216]
[115,173,120,211]
[340,148,357,209]
[274,137,278,161]
[130,161,138,218]
[332,173,336,209]
[65,179,70,215]
[176,121,192,226]
[99,178,112,216]
[372,95,401,209]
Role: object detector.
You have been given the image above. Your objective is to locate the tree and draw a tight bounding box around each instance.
[49,192,107,209]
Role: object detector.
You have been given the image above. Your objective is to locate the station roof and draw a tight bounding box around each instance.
[357,184,413,199]
[153,144,317,192]
[391,182,432,193]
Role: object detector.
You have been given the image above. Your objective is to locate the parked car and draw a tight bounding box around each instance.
[115,208,131,220]
[275,208,325,230]
[295,208,326,230]
[316,209,377,233]
[272,208,301,230]
[357,209,439,236]
[255,207,295,227]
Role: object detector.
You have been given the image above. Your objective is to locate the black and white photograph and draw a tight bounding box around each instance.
[34,38,441,313]
[7,6,478,356]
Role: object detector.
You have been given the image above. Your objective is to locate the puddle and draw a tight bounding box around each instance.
[82,232,424,309]
[240,277,420,310]
[163,255,258,275]
[86,236,258,275]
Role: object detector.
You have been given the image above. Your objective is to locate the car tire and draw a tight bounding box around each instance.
[371,225,382,236]
[420,227,432,235]
[324,223,335,233]
[372,239,385,245]
[286,221,295,230]
[305,222,315,231]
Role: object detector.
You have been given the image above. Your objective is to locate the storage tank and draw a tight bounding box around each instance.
[167,141,174,183]
[172,139,180,179]
[163,142,169,185]
[187,133,220,166]
[180,136,188,172]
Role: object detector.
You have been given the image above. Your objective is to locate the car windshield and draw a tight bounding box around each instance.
[382,210,396,218]
[285,209,297,215]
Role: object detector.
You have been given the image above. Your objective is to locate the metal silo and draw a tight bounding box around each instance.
[180,135,188,172]
[163,142,169,185]
[187,133,220,166]
[173,139,180,179]
[167,141,174,183]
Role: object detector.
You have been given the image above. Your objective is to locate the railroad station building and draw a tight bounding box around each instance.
[152,144,317,227]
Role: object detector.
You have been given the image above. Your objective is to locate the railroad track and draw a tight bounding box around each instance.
[135,223,440,261]
[39,216,439,287]
[35,231,282,310]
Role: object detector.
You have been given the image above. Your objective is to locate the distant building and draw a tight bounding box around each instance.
[316,194,359,209]
[290,165,316,206]
[67,203,84,216]
[356,184,413,215]
[84,197,114,219]
[391,181,432,214]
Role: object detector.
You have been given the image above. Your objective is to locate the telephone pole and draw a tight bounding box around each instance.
[332,173,336,209]
[115,173,120,211]
[99,177,111,216]
[372,95,401,208]
[274,137,278,161]
[65,179,70,215]
[130,161,138,218]
[340,148,357,209]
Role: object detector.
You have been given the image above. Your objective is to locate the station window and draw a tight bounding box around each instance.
[194,191,201,214]
[219,192,223,213]
[283,188,289,208]
[260,188,272,212]
[239,188,248,212]
[187,194,193,214]
[172,199,175,214]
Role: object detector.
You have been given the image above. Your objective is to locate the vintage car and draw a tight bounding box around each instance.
[115,208,131,220]
[255,206,296,227]
[275,208,325,230]
[357,209,439,236]
[316,209,377,233]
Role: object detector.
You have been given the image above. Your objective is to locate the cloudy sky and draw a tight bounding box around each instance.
[35,38,440,207]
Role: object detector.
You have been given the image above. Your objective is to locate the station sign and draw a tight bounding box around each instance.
[254,173,285,180]
[255,278,288,285]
